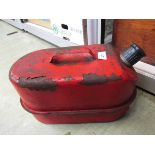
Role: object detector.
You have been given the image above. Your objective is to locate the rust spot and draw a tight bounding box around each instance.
[80,73,121,85]
[84,56,94,62]
[18,76,57,91]
[108,73,122,81]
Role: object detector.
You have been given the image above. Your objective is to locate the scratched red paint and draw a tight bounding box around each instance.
[9,44,138,124]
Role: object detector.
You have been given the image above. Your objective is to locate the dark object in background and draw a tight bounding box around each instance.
[21,19,28,23]
[9,43,145,124]
[7,31,18,36]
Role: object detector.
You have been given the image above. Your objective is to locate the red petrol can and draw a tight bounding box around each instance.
[9,43,145,124]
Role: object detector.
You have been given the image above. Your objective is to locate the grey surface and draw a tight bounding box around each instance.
[0,20,155,135]
[104,19,113,43]
[105,19,113,37]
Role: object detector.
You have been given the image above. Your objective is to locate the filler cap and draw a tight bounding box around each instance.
[120,43,145,66]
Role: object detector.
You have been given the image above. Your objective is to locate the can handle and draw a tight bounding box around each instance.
[51,51,94,65]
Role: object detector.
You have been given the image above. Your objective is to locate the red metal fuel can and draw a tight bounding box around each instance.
[9,43,145,124]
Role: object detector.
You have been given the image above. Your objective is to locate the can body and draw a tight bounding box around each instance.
[9,44,137,123]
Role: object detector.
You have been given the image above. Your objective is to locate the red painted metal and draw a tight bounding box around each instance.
[9,44,138,124]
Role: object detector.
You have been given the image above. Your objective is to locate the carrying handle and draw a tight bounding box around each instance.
[51,50,95,65]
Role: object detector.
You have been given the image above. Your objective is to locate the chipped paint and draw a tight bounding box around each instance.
[18,76,57,91]
[80,73,122,85]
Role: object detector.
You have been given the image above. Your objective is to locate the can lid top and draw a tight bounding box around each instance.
[9,44,136,90]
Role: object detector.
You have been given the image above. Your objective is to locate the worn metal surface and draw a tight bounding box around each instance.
[18,76,57,91]
[80,73,122,85]
[9,43,137,124]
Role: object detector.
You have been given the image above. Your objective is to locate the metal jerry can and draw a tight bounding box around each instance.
[9,43,145,124]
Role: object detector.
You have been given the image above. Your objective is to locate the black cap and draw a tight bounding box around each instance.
[120,43,146,66]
